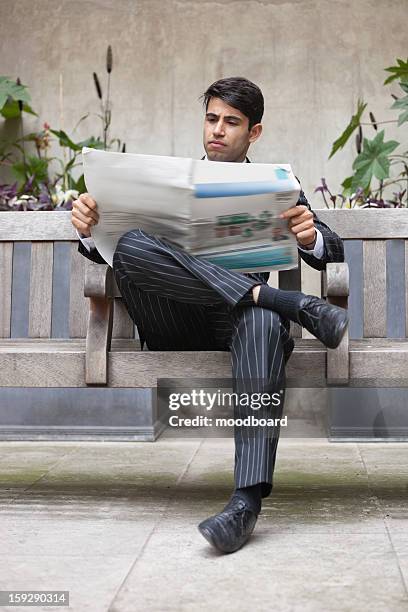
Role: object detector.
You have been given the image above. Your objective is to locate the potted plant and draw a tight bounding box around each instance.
[0,45,124,212]
[315,57,407,209]
[314,58,408,441]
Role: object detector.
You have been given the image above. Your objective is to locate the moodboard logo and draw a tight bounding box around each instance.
[157,378,288,438]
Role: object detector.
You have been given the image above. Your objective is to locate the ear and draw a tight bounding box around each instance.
[249,123,262,144]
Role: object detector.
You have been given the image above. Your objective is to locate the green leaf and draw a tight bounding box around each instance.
[341,176,353,190]
[351,167,373,192]
[21,103,36,116]
[384,57,408,85]
[74,174,86,193]
[350,130,399,191]
[77,136,104,150]
[391,93,408,125]
[64,156,77,172]
[340,176,354,197]
[49,129,82,151]
[49,130,104,153]
[329,99,367,159]
[10,161,27,185]
[11,154,49,189]
[392,95,408,109]
[0,76,32,111]
[0,99,37,119]
[398,109,408,126]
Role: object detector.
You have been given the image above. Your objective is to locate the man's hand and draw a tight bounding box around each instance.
[280,205,316,249]
[71,193,99,238]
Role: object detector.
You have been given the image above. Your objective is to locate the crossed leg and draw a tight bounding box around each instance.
[229,305,294,498]
[112,228,294,497]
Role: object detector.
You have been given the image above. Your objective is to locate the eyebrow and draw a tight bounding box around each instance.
[206,112,242,122]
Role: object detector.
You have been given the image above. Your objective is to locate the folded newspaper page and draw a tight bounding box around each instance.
[82,147,301,273]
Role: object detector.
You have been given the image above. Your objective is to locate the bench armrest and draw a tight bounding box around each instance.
[322,261,349,307]
[322,262,350,385]
[84,263,114,385]
[84,263,116,298]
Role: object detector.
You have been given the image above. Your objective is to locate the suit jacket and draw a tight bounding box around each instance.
[77,158,345,285]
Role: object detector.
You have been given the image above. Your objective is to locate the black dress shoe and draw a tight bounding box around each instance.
[297,295,348,349]
[198,497,258,553]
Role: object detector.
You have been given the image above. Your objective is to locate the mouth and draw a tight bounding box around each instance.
[209,141,226,149]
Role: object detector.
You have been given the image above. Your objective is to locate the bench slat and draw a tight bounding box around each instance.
[69,244,89,337]
[406,241,408,338]
[112,299,135,338]
[0,242,13,338]
[0,338,140,351]
[0,211,76,241]
[317,209,408,239]
[1,339,407,387]
[29,242,53,338]
[0,208,407,241]
[363,240,387,337]
[0,341,326,387]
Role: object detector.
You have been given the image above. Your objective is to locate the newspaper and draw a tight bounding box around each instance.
[82,147,301,273]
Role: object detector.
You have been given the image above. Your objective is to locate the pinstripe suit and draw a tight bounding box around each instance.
[77,166,344,498]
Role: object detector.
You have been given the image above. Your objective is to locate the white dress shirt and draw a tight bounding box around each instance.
[77,155,324,259]
[76,229,96,252]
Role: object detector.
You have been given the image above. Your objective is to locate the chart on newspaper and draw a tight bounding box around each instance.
[82,147,301,273]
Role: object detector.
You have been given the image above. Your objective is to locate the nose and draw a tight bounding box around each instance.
[213,119,225,137]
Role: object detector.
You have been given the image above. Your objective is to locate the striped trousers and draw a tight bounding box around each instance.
[112,228,295,498]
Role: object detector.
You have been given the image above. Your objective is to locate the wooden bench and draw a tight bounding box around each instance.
[83,208,408,390]
[0,209,407,438]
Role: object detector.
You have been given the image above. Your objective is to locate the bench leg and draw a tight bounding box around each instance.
[85,296,113,386]
[323,262,350,385]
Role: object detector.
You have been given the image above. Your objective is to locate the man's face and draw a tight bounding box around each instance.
[203,97,262,162]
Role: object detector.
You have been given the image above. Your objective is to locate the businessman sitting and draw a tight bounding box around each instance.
[72,77,347,554]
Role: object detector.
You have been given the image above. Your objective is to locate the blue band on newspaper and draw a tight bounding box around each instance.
[194,180,292,198]
[197,247,293,270]
[275,168,290,180]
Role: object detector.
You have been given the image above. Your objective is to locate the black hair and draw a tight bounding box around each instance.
[200,77,264,130]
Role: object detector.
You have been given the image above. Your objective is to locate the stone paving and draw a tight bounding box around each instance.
[0,432,407,611]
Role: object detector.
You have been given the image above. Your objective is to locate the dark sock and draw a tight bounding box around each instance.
[233,484,262,515]
[257,285,305,323]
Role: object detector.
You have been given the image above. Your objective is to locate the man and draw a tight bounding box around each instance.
[72,77,347,554]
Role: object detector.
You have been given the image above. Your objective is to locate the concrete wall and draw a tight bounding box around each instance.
[1,0,406,204]
[1,0,406,435]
